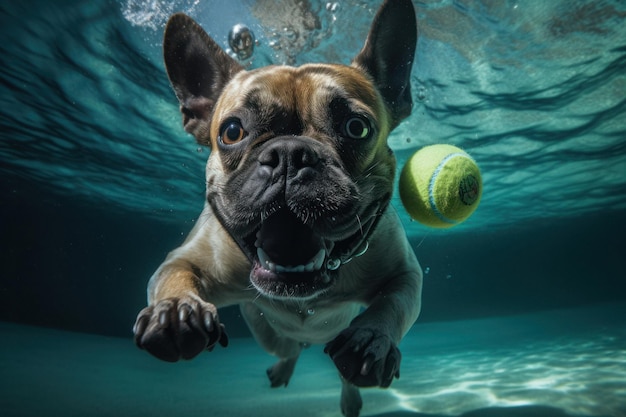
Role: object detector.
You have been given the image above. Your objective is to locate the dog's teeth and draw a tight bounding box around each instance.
[257,247,327,274]
[257,247,266,264]
[257,248,271,270]
[275,264,303,273]
[303,259,316,272]
[312,249,326,271]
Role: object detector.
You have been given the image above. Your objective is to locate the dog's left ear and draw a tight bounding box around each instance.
[352,0,417,129]
[163,13,244,145]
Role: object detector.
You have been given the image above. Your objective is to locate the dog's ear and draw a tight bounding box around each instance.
[352,0,417,129]
[163,13,244,144]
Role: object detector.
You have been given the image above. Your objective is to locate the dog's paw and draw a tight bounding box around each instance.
[266,356,298,388]
[133,297,228,362]
[341,381,363,417]
[325,327,401,388]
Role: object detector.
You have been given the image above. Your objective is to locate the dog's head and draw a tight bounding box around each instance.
[163,0,417,300]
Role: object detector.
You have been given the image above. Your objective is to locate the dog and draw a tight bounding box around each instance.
[133,1,422,415]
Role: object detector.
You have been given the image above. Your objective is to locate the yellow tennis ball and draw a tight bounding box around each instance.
[399,144,482,228]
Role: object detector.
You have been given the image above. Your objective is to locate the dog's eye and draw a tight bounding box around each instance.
[219,120,247,145]
[343,116,372,140]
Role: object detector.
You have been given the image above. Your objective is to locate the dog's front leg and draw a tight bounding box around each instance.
[133,212,251,362]
[325,270,422,388]
[133,263,229,362]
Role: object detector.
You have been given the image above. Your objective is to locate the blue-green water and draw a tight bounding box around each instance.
[2,0,625,229]
[1,1,625,416]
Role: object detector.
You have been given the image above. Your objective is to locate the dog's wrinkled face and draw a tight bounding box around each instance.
[207,65,395,300]
[162,0,416,300]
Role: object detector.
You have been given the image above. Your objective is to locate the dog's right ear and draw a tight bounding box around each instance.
[163,13,243,145]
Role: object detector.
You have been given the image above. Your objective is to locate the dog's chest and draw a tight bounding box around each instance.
[256,299,361,344]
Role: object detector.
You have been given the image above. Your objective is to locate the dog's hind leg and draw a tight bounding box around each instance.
[340,376,362,417]
[240,302,302,387]
[266,356,299,388]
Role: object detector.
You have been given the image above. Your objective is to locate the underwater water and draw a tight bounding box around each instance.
[1,0,625,416]
[2,304,625,417]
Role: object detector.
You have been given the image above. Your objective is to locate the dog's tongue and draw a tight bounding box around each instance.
[256,209,321,266]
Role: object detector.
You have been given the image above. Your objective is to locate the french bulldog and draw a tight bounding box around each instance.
[133,0,422,416]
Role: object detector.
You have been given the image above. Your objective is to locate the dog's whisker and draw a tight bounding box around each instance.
[195,208,213,230]
[414,231,430,249]
[356,214,364,236]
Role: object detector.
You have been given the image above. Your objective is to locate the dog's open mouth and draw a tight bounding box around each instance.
[248,208,335,300]
[240,202,379,300]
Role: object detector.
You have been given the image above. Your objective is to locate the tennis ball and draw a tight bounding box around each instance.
[399,144,482,228]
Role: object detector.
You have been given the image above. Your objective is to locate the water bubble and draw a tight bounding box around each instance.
[326,2,339,12]
[307,308,315,316]
[228,24,255,60]
[424,266,430,274]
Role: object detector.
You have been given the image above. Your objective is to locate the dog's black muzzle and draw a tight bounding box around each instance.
[210,135,388,299]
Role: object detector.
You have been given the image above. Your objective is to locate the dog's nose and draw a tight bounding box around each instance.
[258,138,320,179]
